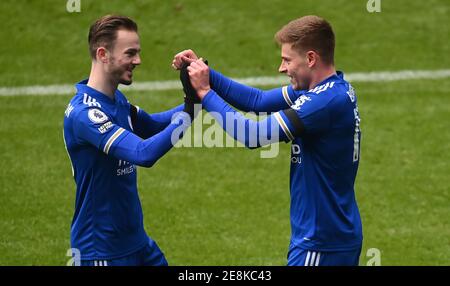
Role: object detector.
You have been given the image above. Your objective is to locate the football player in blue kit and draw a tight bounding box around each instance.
[173,15,363,266]
[63,15,197,266]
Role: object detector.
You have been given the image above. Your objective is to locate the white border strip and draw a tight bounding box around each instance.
[0,69,449,96]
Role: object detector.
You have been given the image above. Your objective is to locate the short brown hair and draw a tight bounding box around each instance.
[88,15,138,59]
[275,15,335,65]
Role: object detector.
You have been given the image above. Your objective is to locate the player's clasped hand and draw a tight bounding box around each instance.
[172,49,198,70]
[186,58,211,99]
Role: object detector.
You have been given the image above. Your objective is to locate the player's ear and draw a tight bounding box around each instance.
[306,51,317,68]
[96,47,108,64]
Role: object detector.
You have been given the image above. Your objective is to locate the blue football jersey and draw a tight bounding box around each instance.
[201,70,362,253]
[276,72,363,251]
[63,81,148,260]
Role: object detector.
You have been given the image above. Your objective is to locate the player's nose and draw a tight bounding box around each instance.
[133,55,141,65]
[278,62,287,73]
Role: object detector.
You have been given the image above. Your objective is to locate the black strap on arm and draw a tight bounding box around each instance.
[130,104,139,130]
[282,108,305,138]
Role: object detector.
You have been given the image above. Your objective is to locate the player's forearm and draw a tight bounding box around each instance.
[201,90,287,148]
[210,69,290,113]
[133,104,184,139]
[111,111,191,167]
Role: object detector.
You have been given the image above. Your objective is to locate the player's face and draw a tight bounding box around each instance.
[107,30,141,85]
[278,43,311,90]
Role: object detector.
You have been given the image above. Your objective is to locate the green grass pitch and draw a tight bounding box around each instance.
[0,0,448,265]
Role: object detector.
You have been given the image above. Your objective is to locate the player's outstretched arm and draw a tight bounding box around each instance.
[202,89,292,148]
[71,82,199,168]
[129,103,184,139]
[109,112,190,167]
[184,58,306,147]
[72,107,191,168]
[208,68,297,113]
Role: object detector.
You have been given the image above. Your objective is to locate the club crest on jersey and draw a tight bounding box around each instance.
[291,95,311,110]
[88,109,109,124]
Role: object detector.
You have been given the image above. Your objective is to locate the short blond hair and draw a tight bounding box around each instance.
[275,15,335,65]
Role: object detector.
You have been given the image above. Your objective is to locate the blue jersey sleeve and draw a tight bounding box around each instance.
[209,68,299,113]
[129,103,184,139]
[201,90,290,148]
[73,107,191,167]
[276,92,332,139]
[72,107,120,150]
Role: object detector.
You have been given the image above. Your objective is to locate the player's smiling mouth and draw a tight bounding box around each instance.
[127,66,135,75]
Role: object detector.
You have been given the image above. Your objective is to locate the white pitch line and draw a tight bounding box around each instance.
[0,69,449,97]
